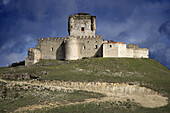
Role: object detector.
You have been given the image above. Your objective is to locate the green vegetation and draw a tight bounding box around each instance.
[0,58,169,113]
[33,101,170,113]
[0,82,104,113]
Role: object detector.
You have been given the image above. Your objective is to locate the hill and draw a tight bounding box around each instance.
[0,58,169,113]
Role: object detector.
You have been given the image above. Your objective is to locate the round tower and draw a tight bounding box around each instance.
[65,36,80,60]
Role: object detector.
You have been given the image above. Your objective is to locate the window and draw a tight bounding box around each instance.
[95,45,98,49]
[110,45,112,48]
[81,27,85,32]
[83,46,86,49]
[51,47,54,51]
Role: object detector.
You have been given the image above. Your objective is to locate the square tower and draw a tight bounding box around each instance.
[68,13,96,37]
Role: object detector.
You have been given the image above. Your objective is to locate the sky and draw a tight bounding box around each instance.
[0,0,170,69]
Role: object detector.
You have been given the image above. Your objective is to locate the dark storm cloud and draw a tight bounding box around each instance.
[0,0,78,66]
[0,0,170,68]
[159,21,170,39]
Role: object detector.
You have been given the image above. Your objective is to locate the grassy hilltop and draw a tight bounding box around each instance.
[0,58,170,113]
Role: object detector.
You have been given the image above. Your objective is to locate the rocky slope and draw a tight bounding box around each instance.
[0,58,169,113]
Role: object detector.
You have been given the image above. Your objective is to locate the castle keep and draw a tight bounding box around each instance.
[25,13,149,66]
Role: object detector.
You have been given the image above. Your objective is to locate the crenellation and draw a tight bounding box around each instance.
[137,48,149,51]
[25,13,149,66]
[96,35,98,38]
[110,40,114,43]
[127,44,139,49]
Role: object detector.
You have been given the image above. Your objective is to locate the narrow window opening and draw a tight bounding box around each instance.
[110,45,112,48]
[83,46,86,49]
[81,27,85,32]
[51,47,54,51]
[95,45,98,49]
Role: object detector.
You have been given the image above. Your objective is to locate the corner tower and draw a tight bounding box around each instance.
[68,13,96,37]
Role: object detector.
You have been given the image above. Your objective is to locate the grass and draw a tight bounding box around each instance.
[0,58,169,112]
[0,82,104,113]
[31,101,170,113]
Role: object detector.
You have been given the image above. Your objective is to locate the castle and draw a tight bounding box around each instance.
[25,13,149,66]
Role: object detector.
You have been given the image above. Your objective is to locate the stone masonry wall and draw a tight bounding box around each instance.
[78,35,103,58]
[37,37,65,60]
[103,42,119,57]
[25,13,149,66]
[133,49,149,58]
[68,14,96,37]
[65,35,103,60]
[25,48,41,66]
[103,42,149,58]
[65,36,80,60]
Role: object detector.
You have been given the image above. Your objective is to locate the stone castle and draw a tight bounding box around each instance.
[25,13,149,66]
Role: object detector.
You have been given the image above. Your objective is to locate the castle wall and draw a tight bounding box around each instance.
[103,42,149,58]
[118,43,127,57]
[133,49,149,58]
[25,48,41,66]
[25,13,150,66]
[68,15,95,37]
[65,36,80,60]
[103,42,119,57]
[126,48,134,58]
[77,35,103,58]
[38,37,65,60]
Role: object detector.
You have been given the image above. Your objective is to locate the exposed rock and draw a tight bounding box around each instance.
[127,44,139,49]
[0,73,39,80]
[41,71,48,75]
[8,61,25,67]
[1,79,168,108]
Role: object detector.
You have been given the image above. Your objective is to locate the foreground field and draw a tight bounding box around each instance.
[0,58,169,112]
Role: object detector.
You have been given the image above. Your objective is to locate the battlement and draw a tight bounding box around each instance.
[68,13,96,36]
[38,35,103,42]
[69,13,92,19]
[38,37,66,42]
[136,48,149,51]
[25,13,149,66]
[76,35,103,40]
[104,40,126,44]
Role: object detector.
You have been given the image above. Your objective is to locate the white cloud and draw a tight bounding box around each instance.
[0,53,25,67]
[5,53,25,63]
[24,34,35,42]
[0,34,37,66]
[0,40,16,52]
[3,0,10,5]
